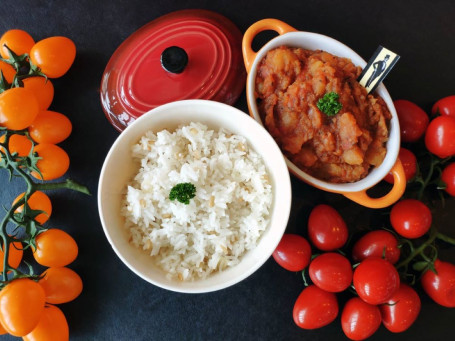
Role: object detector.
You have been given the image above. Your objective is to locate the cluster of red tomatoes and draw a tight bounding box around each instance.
[273,201,455,340]
[392,96,455,195]
[0,29,81,340]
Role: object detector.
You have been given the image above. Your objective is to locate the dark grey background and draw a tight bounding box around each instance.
[1,0,455,340]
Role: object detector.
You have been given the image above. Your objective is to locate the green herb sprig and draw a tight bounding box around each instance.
[317,92,342,116]
[169,183,196,205]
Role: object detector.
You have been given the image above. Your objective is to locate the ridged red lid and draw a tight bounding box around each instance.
[100,9,246,131]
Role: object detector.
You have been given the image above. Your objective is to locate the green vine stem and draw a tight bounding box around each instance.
[0,195,27,282]
[416,157,439,200]
[36,179,90,194]
[0,44,46,91]
[436,232,455,246]
[396,226,438,270]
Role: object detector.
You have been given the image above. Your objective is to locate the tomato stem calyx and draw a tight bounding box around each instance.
[0,43,46,92]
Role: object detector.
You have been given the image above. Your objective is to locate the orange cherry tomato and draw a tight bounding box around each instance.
[0,278,45,336]
[29,37,76,78]
[38,267,83,304]
[28,111,72,144]
[23,304,69,341]
[0,87,39,130]
[13,190,52,225]
[0,241,23,272]
[30,143,69,180]
[0,60,15,83]
[23,77,54,110]
[8,134,32,156]
[0,134,33,157]
[0,29,35,59]
[0,134,32,166]
[33,229,78,267]
[0,322,6,335]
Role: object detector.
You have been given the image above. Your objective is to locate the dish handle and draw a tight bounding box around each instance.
[242,19,297,72]
[342,158,406,208]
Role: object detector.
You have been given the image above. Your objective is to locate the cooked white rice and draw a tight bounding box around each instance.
[122,122,272,281]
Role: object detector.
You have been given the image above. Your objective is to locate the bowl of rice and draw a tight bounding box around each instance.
[98,99,292,293]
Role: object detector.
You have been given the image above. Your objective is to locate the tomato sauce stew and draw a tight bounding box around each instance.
[255,46,391,183]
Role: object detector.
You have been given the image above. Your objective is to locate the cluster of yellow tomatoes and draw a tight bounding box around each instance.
[0,29,82,340]
[0,30,75,180]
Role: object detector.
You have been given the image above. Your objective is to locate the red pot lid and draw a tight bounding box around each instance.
[100,9,246,131]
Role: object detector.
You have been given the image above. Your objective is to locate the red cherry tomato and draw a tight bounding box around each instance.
[390,199,432,239]
[341,297,381,340]
[308,204,348,251]
[353,257,400,305]
[394,99,429,142]
[384,148,417,184]
[432,95,455,118]
[293,285,338,329]
[352,230,400,264]
[441,162,455,196]
[272,234,311,271]
[424,116,455,158]
[421,259,455,307]
[380,283,421,333]
[309,252,353,293]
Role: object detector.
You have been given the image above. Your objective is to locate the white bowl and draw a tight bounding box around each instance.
[98,99,292,293]
[242,19,406,208]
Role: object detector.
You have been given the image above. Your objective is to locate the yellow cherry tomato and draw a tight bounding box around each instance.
[33,229,78,267]
[30,143,70,180]
[0,278,45,336]
[23,305,69,341]
[0,241,23,272]
[28,111,72,144]
[13,190,52,225]
[23,77,54,110]
[0,87,39,130]
[38,267,83,304]
[0,60,15,83]
[29,37,76,78]
[0,134,32,157]
[0,29,35,59]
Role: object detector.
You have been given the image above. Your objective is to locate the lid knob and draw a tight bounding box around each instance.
[160,46,188,74]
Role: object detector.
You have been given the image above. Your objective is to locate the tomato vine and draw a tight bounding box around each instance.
[0,43,88,288]
[0,130,89,286]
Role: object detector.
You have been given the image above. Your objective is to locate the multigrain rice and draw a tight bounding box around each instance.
[122,122,272,281]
